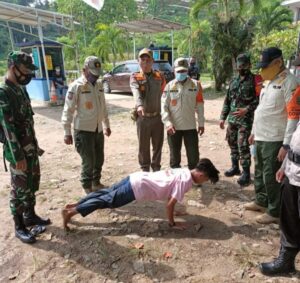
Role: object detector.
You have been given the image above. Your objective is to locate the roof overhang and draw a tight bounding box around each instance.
[282,0,300,9]
[117,17,189,33]
[0,1,74,29]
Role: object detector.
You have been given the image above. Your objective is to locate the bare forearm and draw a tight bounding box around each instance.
[166,198,177,226]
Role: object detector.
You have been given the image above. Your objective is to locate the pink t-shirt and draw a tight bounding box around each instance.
[130,168,193,203]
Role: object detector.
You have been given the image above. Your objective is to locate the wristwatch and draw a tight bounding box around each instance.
[282,144,290,151]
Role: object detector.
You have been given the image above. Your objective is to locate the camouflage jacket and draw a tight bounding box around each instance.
[220,73,258,126]
[0,79,37,164]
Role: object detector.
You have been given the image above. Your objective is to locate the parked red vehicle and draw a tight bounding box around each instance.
[102,60,174,93]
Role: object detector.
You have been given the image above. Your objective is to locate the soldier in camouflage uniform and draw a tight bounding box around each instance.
[219,54,258,186]
[188,57,200,80]
[0,51,50,244]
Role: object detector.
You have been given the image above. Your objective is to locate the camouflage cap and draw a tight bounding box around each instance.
[8,51,38,70]
[174,57,188,72]
[236,53,251,68]
[84,56,101,76]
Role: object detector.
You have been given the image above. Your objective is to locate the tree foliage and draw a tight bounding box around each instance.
[89,24,127,66]
[191,0,260,90]
[251,26,299,64]
[210,16,255,90]
[255,0,292,36]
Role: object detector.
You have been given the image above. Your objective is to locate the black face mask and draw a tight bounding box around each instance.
[14,65,33,85]
[238,69,250,76]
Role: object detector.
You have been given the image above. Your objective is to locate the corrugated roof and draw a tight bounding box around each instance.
[0,1,73,29]
[282,0,300,9]
[117,17,189,33]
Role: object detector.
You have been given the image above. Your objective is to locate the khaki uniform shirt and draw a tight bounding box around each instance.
[161,77,204,130]
[61,76,110,136]
[252,69,298,144]
[130,70,166,114]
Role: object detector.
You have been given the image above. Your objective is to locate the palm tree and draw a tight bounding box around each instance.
[255,0,292,36]
[191,0,261,23]
[191,0,261,90]
[90,24,126,67]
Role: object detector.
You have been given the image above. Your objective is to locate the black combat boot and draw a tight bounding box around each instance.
[237,167,251,186]
[224,159,241,177]
[259,246,298,276]
[23,206,51,227]
[13,214,36,244]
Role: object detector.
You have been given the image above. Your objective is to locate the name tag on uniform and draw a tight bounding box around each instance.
[273,85,281,89]
[188,88,197,91]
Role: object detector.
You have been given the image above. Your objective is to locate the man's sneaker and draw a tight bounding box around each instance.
[256,213,279,224]
[92,183,106,191]
[244,201,266,212]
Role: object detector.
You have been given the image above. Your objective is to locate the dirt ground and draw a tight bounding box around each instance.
[0,91,299,283]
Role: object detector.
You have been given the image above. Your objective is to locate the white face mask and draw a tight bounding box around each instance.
[176,72,188,81]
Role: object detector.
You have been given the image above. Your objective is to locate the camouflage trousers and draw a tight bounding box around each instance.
[226,123,252,168]
[9,155,40,216]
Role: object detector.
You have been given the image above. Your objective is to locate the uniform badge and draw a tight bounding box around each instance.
[67,91,74,100]
[171,99,177,106]
[85,101,93,109]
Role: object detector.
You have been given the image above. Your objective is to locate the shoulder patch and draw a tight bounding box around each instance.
[133,72,145,80]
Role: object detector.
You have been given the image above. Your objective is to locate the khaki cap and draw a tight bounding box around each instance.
[84,56,101,76]
[138,48,153,58]
[174,57,188,71]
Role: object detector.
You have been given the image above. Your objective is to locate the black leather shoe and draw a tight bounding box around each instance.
[23,207,51,227]
[237,171,250,187]
[225,167,241,177]
[24,214,51,226]
[13,215,36,244]
[15,228,36,244]
[224,159,240,177]
[259,247,298,276]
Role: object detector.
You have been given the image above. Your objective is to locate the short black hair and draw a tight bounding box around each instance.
[195,158,219,184]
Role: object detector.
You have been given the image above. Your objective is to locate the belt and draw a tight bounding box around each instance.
[143,112,158,117]
[288,149,300,164]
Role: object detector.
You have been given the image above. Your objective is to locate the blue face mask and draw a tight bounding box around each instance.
[176,72,188,81]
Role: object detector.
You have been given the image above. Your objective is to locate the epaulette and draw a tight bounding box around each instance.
[190,77,198,88]
[133,72,145,80]
[153,70,162,79]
